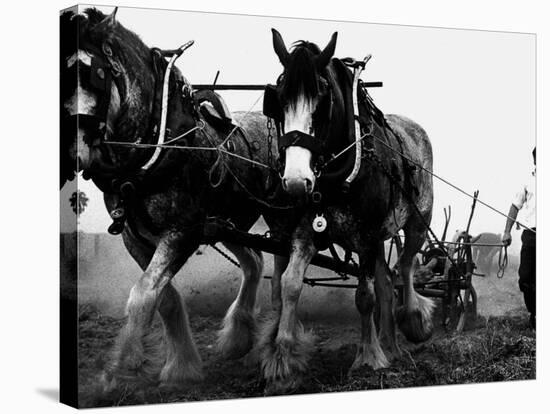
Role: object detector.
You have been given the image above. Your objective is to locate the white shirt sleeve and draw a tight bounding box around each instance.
[512,184,527,210]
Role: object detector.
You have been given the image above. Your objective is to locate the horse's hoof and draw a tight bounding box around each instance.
[99,370,118,394]
[242,347,260,368]
[264,376,302,396]
[159,361,204,386]
[349,343,390,373]
[120,351,145,371]
[396,307,433,343]
[217,307,256,360]
[218,337,253,360]
[379,338,402,362]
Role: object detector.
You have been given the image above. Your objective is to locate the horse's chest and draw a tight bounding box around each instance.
[326,209,364,250]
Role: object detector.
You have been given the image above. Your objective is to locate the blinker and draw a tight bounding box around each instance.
[90,56,111,92]
[263,84,284,121]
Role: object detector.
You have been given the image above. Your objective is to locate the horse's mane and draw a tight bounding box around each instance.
[60,8,152,69]
[280,41,323,107]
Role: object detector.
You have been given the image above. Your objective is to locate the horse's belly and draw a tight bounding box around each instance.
[380,204,409,240]
[327,202,409,250]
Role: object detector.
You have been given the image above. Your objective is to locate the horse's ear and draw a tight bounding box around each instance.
[272,28,290,67]
[97,7,118,31]
[316,32,338,69]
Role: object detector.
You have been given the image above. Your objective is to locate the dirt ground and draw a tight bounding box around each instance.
[71,232,535,408]
[77,288,535,407]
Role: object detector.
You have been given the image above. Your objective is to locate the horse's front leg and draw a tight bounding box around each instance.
[106,230,201,386]
[259,231,317,395]
[216,243,264,359]
[350,246,390,372]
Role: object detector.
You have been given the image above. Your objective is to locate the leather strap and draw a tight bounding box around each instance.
[278,130,324,155]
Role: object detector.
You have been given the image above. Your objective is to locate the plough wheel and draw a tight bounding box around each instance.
[444,234,478,333]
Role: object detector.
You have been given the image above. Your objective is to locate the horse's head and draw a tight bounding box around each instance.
[269,29,343,199]
[61,8,158,175]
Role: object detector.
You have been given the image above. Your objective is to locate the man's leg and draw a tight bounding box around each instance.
[519,230,536,327]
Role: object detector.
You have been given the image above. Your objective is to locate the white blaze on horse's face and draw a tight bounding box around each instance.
[282,94,317,196]
[64,50,97,117]
[64,50,97,170]
[64,50,120,171]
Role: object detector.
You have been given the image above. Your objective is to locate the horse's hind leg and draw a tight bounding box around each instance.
[396,222,435,343]
[375,242,401,360]
[216,242,264,359]
[350,247,389,372]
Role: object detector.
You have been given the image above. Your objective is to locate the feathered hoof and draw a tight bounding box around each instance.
[242,346,260,368]
[159,357,204,386]
[349,343,390,373]
[396,306,433,343]
[379,332,402,362]
[258,322,314,395]
[101,327,165,391]
[216,306,256,360]
[118,340,147,370]
[264,375,303,396]
[99,370,119,394]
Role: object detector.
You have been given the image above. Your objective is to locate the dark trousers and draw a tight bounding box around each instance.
[519,229,536,315]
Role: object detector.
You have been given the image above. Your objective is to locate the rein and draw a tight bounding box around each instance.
[368,133,537,234]
[105,92,297,211]
[497,246,509,278]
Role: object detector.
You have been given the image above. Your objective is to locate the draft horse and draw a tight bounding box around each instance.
[258,29,435,393]
[61,8,274,388]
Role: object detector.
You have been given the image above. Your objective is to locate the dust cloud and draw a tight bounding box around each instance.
[63,221,525,323]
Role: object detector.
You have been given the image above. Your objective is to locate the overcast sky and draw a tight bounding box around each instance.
[61,4,535,240]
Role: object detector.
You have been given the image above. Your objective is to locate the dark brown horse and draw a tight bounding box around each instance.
[258,29,435,393]
[61,8,276,389]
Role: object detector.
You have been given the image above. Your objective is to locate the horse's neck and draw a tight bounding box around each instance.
[324,64,351,148]
[165,87,197,137]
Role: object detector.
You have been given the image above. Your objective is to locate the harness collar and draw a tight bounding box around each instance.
[142,41,195,171]
[75,41,198,182]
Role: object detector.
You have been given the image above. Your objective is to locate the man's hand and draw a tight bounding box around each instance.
[502,232,512,246]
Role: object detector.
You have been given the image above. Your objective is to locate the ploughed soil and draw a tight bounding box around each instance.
[77,303,535,408]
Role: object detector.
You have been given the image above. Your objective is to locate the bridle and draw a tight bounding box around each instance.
[65,39,196,177]
[263,72,334,176]
[65,40,125,148]
[264,55,375,197]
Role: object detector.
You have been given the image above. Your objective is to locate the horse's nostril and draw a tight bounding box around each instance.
[282,178,288,190]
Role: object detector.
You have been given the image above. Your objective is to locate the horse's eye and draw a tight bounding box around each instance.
[102,42,113,57]
[319,78,329,95]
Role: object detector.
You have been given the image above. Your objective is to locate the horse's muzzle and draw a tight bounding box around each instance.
[282,176,314,198]
[64,114,107,172]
